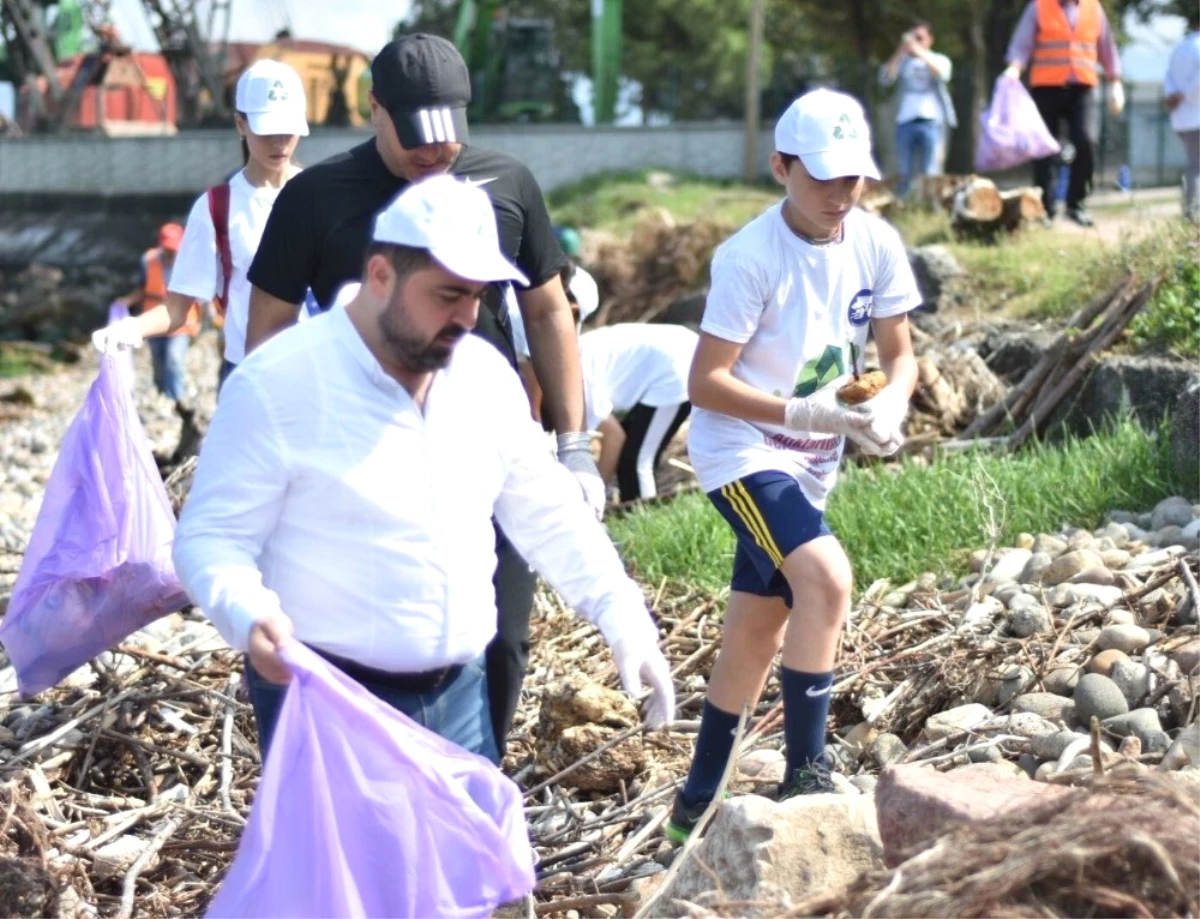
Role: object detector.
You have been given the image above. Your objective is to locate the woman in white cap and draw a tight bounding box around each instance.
[92,59,309,390]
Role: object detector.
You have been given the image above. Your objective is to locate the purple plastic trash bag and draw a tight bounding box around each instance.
[975,76,1061,173]
[207,642,536,919]
[0,355,189,697]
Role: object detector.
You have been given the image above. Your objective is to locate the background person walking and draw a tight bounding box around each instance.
[1164,9,1200,223]
[1004,0,1124,227]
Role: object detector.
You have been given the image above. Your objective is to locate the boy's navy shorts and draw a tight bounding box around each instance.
[707,470,832,607]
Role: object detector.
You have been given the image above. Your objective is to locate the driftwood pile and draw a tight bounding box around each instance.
[963,276,1157,448]
[0,525,1196,917]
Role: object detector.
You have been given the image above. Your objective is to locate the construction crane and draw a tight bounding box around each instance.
[138,0,229,124]
[447,0,621,124]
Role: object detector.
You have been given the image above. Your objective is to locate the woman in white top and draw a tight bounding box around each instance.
[880,21,956,197]
[1165,9,1200,223]
[92,59,309,389]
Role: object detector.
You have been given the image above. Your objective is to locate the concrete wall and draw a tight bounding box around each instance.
[0,122,776,197]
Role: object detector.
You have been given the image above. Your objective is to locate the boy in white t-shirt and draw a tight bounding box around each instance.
[579,322,698,503]
[666,89,922,842]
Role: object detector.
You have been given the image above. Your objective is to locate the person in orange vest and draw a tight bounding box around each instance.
[109,223,201,404]
[1004,0,1124,227]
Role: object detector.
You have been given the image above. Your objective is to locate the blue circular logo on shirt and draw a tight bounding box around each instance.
[848,289,873,327]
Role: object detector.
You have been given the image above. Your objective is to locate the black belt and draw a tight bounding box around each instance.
[309,645,462,693]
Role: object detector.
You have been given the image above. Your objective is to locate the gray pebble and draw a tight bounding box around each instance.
[1012,692,1073,722]
[1102,708,1163,748]
[1109,659,1150,708]
[1150,496,1193,531]
[1009,604,1053,638]
[1043,666,1080,696]
[1032,730,1085,762]
[870,733,907,767]
[1096,624,1151,655]
[1074,673,1130,723]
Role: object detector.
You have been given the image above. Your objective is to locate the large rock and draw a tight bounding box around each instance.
[1067,356,1198,440]
[875,764,1070,866]
[1171,382,1199,499]
[654,794,884,916]
[908,245,966,313]
[978,328,1057,384]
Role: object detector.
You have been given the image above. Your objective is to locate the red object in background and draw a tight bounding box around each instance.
[60,52,178,132]
[18,51,178,133]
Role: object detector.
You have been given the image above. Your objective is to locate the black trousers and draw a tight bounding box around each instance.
[1030,84,1099,213]
[484,524,537,753]
[616,402,692,503]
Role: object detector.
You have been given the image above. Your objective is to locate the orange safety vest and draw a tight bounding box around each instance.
[1029,0,1102,87]
[142,248,201,337]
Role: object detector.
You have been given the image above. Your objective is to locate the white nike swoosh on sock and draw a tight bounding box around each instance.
[805,684,832,697]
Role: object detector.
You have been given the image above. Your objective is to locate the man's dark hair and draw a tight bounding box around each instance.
[777,152,800,171]
[363,242,437,279]
[912,19,931,34]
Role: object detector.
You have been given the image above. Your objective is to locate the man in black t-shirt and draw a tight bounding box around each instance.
[245,33,605,752]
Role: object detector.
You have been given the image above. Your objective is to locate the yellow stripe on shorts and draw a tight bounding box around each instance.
[722,481,785,569]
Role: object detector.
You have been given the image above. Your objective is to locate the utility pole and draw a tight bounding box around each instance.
[743,0,765,182]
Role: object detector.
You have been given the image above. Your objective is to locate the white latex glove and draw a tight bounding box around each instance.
[784,385,875,439]
[1107,81,1125,116]
[1003,63,1022,82]
[557,432,606,520]
[91,316,144,354]
[849,384,910,457]
[611,637,676,729]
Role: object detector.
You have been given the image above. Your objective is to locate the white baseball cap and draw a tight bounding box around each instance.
[775,88,880,181]
[373,175,529,285]
[236,59,310,137]
[568,265,600,323]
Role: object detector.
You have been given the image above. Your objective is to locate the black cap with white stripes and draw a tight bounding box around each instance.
[371,33,471,149]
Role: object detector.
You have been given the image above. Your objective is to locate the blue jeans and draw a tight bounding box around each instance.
[245,653,499,764]
[895,118,941,197]
[147,335,190,401]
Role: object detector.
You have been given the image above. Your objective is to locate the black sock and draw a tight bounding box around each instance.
[680,700,740,807]
[782,666,834,778]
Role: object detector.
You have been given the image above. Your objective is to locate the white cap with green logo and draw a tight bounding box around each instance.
[774,88,881,181]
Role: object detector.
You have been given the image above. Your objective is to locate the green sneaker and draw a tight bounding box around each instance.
[664,791,708,844]
[778,760,835,800]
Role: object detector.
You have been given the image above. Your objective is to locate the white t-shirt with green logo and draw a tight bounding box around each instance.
[686,204,921,507]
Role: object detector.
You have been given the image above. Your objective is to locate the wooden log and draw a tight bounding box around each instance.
[1009,282,1154,449]
[962,278,1132,438]
[998,186,1046,232]
[951,177,1003,222]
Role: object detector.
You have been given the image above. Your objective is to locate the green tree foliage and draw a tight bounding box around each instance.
[401,0,1183,128]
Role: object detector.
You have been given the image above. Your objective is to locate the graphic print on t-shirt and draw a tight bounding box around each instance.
[792,344,846,398]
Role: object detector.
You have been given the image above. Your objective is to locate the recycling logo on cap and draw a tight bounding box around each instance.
[832,113,858,141]
[267,79,288,102]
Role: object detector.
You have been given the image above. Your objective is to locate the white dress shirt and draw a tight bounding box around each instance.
[173,306,656,672]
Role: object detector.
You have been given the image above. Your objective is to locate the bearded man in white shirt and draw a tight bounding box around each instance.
[173,175,675,762]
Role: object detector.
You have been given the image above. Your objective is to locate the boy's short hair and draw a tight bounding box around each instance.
[777,152,800,172]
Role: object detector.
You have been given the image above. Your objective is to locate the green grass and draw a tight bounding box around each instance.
[890,207,1199,332]
[608,417,1183,594]
[548,170,778,236]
